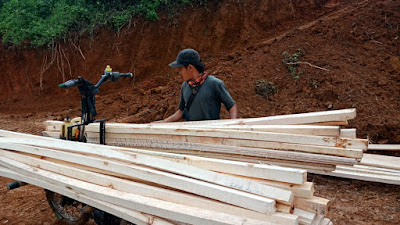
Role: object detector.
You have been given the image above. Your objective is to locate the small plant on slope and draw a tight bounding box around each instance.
[282,49,303,80]
[254,80,278,100]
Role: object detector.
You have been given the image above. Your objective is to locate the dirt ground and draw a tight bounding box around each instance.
[0,0,399,224]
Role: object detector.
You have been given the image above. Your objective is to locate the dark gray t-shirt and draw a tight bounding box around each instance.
[178,75,235,121]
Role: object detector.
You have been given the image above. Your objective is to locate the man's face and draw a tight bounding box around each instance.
[178,65,191,82]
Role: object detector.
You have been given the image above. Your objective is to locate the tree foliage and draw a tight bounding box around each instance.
[0,0,203,48]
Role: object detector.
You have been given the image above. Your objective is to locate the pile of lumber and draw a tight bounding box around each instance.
[43,109,366,173]
[0,129,332,225]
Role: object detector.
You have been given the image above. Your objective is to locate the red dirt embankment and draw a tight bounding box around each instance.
[0,0,399,224]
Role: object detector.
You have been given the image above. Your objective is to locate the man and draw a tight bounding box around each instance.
[160,49,237,122]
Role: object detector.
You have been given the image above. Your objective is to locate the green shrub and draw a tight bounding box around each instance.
[254,80,278,99]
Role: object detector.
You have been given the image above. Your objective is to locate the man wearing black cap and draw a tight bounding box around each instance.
[160,49,237,122]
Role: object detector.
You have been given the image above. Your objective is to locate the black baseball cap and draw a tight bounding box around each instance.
[169,49,201,68]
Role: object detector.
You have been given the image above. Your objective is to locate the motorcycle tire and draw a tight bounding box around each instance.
[45,190,90,225]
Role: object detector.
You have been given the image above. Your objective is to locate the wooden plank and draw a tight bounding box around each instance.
[0,157,280,225]
[0,166,176,225]
[134,147,337,173]
[360,154,400,170]
[85,123,341,137]
[148,154,307,184]
[43,120,63,130]
[195,125,340,136]
[293,197,330,216]
[0,138,293,205]
[84,125,366,149]
[293,208,316,225]
[44,108,355,128]
[340,129,357,138]
[41,131,59,138]
[45,120,341,137]
[337,165,400,177]
[229,108,355,125]
[0,142,278,213]
[85,135,357,166]
[314,167,400,185]
[304,121,348,126]
[185,108,356,126]
[368,144,400,151]
[0,151,298,225]
[87,133,364,159]
[229,174,315,199]
[221,139,363,158]
[141,148,338,172]
[353,164,400,175]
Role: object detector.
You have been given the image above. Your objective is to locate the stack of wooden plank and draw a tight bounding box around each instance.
[0,129,332,225]
[319,153,400,185]
[42,109,366,173]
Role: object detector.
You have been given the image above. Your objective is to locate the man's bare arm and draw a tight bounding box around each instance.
[155,109,184,123]
[228,104,237,119]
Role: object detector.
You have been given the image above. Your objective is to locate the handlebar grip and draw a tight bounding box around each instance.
[7,181,27,190]
[119,73,133,78]
[59,79,78,89]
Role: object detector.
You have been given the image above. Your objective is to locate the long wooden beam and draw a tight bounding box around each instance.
[0,156,280,225]
[367,144,400,151]
[86,135,357,166]
[88,133,363,159]
[314,167,400,185]
[353,165,400,175]
[139,149,337,173]
[147,108,356,126]
[147,153,306,184]
[227,174,315,199]
[84,125,366,149]
[221,139,363,158]
[221,108,356,125]
[337,165,400,177]
[43,108,356,128]
[360,154,400,170]
[44,121,340,136]
[84,123,341,137]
